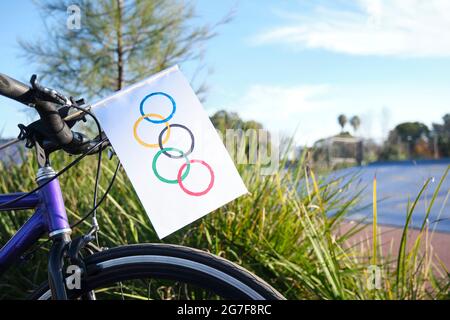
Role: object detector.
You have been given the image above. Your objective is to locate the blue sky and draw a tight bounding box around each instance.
[1,0,450,145]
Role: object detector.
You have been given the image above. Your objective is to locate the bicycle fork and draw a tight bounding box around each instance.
[36,165,72,300]
[48,233,71,299]
[39,162,99,300]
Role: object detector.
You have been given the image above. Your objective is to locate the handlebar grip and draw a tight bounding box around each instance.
[0,73,34,105]
[34,99,74,146]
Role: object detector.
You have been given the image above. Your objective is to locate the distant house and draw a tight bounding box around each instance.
[313,133,363,167]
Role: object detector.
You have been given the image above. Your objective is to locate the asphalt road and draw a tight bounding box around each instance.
[330,159,450,233]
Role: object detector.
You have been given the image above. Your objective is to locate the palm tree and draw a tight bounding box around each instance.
[350,115,361,134]
[338,114,347,132]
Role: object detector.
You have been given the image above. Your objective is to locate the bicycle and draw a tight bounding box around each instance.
[0,73,284,300]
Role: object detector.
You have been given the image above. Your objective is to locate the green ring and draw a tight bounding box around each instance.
[152,147,190,184]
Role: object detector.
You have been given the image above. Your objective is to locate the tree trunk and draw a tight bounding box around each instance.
[116,0,124,91]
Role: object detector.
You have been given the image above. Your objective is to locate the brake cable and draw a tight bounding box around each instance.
[0,103,115,241]
[70,160,121,230]
[0,94,103,210]
[1,78,120,259]
[68,99,104,242]
[20,158,121,262]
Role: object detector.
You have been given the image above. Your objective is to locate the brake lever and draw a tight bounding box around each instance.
[30,74,70,106]
[29,74,90,126]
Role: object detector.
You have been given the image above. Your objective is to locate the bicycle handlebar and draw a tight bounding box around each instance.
[0,73,34,105]
[0,72,106,155]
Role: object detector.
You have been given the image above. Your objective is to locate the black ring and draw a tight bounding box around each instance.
[158,124,195,159]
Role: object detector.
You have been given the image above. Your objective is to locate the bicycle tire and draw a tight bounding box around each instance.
[29,243,285,300]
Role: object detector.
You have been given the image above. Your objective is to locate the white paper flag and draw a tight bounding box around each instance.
[93,65,248,238]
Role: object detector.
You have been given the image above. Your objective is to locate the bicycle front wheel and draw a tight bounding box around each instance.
[30,244,284,300]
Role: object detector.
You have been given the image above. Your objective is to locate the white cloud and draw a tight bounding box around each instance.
[225,84,340,145]
[253,0,450,57]
[220,82,450,146]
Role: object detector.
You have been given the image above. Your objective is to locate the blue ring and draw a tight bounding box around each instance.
[139,92,176,124]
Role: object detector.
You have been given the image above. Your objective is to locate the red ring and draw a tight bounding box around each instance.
[177,160,214,196]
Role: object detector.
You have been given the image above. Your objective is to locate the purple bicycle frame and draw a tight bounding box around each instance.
[0,167,70,273]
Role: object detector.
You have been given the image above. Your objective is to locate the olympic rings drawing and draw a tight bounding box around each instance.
[158,124,194,159]
[152,147,190,184]
[178,160,214,196]
[132,92,214,196]
[133,113,171,148]
[140,92,176,124]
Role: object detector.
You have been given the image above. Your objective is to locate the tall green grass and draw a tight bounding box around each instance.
[0,150,448,299]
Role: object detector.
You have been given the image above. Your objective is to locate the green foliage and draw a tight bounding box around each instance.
[380,121,432,160]
[393,122,430,143]
[19,0,227,98]
[210,110,263,133]
[350,115,361,133]
[0,149,448,299]
[338,114,347,132]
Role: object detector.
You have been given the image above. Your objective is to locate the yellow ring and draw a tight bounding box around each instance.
[133,113,171,148]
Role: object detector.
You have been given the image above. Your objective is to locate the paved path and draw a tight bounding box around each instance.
[330,159,450,233]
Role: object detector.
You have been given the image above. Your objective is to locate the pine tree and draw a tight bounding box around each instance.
[19,0,228,99]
